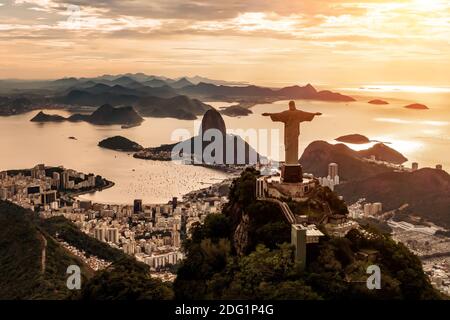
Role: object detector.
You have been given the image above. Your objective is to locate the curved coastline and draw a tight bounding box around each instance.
[68,180,115,200]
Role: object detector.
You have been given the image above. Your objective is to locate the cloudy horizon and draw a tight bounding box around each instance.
[1,0,449,86]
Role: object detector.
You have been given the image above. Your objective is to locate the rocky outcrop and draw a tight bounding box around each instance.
[82,104,144,125]
[299,141,403,182]
[200,108,226,137]
[98,136,143,152]
[358,142,407,164]
[220,105,253,117]
[30,111,66,122]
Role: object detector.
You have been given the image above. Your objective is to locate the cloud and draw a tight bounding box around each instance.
[1,0,449,83]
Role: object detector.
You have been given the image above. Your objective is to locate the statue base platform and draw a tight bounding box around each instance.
[281,164,303,183]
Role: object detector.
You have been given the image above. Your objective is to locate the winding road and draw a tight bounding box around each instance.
[39,233,47,274]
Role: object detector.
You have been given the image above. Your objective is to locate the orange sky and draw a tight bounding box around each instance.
[0,0,449,86]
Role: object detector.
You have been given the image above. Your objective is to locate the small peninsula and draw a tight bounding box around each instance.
[98,136,143,152]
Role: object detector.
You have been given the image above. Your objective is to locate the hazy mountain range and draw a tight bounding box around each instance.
[0,73,248,93]
[0,73,355,119]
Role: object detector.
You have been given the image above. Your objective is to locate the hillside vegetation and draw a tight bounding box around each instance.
[174,169,442,300]
[0,201,92,299]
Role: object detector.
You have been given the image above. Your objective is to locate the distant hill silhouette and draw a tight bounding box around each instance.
[57,85,212,120]
[143,78,168,87]
[169,77,193,89]
[358,143,407,164]
[299,141,404,181]
[31,111,66,122]
[180,83,355,102]
[31,104,144,126]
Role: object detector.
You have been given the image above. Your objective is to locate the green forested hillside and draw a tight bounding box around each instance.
[0,201,92,299]
[174,169,442,300]
[0,201,171,300]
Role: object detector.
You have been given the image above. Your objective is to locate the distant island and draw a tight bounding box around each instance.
[335,134,371,144]
[98,136,143,152]
[31,104,144,126]
[368,99,389,105]
[220,105,253,117]
[31,111,66,122]
[404,103,429,110]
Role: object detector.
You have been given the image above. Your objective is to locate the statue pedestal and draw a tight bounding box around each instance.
[281,164,303,183]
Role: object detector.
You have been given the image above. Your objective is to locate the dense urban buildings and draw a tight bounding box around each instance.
[1,161,448,295]
[0,164,228,281]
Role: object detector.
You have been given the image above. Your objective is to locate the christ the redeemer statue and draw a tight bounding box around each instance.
[263,101,321,182]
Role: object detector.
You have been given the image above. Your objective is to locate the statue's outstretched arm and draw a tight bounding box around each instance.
[262,112,285,122]
[299,111,322,122]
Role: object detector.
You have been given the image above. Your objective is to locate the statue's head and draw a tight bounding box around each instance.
[289,101,296,111]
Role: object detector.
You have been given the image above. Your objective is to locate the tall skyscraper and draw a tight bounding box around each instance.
[52,172,61,190]
[134,199,143,214]
[172,197,178,210]
[107,228,119,244]
[61,171,70,189]
[94,227,106,242]
[328,163,338,179]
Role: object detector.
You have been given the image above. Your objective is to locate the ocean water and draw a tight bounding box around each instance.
[0,86,448,204]
[223,87,450,171]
